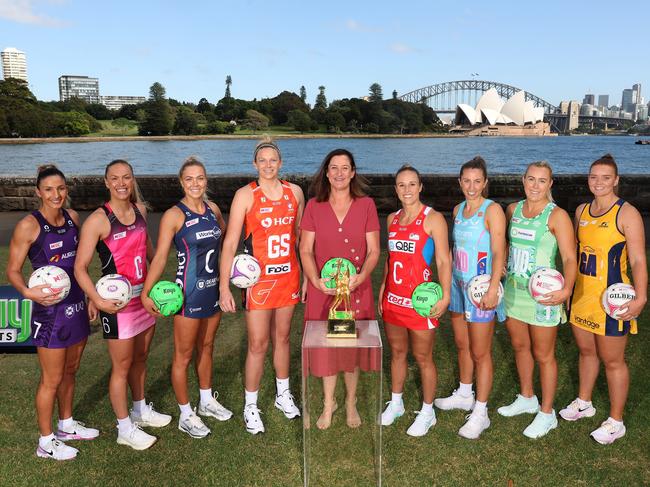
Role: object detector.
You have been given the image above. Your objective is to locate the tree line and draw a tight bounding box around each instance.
[0,77,446,138]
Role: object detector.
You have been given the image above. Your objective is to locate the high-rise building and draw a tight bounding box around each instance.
[568,101,580,131]
[1,47,28,82]
[58,75,100,104]
[583,94,595,105]
[100,95,146,111]
[633,83,642,106]
[621,88,636,115]
[597,95,609,108]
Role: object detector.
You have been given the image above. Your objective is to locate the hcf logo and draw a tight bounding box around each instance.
[0,298,33,344]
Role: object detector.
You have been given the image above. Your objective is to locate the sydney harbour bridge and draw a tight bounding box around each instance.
[397,80,629,132]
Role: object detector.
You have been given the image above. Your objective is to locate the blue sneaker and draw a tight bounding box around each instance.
[523,410,558,439]
[497,394,539,417]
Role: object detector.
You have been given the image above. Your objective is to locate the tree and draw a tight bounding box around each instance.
[314,86,327,109]
[196,97,213,114]
[325,110,345,133]
[225,75,232,99]
[85,103,113,120]
[173,106,200,135]
[268,91,309,125]
[369,83,383,103]
[287,109,312,133]
[140,100,173,135]
[300,85,307,104]
[243,109,269,132]
[149,82,166,101]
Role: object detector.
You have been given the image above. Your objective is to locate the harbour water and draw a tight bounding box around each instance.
[0,135,648,176]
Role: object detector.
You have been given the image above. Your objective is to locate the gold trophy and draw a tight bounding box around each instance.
[326,258,357,338]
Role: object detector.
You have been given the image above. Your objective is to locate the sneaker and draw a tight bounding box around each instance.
[523,410,558,439]
[178,412,211,438]
[559,398,596,422]
[590,418,626,445]
[116,423,157,450]
[244,404,265,434]
[36,438,78,461]
[458,410,490,439]
[130,402,172,428]
[56,420,99,441]
[274,390,301,419]
[434,389,475,411]
[406,410,436,437]
[381,400,405,426]
[497,394,540,417]
[198,392,233,421]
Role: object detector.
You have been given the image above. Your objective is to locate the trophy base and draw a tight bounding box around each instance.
[327,319,357,338]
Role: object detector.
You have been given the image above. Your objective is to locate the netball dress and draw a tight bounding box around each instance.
[382,206,437,330]
[173,201,222,318]
[242,181,300,310]
[570,199,636,336]
[504,201,565,326]
[96,203,155,339]
[28,209,90,348]
[449,199,505,323]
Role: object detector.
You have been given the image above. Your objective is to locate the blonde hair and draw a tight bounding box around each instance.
[524,160,554,202]
[178,155,209,201]
[253,135,282,161]
[104,159,149,209]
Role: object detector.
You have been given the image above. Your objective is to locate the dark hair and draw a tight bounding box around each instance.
[395,164,421,184]
[36,164,66,188]
[309,149,369,202]
[104,159,147,206]
[459,156,489,197]
[589,153,619,195]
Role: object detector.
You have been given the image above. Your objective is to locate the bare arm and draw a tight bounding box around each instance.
[377,213,394,315]
[425,210,451,319]
[544,206,578,306]
[299,229,334,295]
[481,202,507,310]
[617,203,647,320]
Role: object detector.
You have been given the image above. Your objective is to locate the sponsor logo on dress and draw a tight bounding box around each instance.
[189,307,202,313]
[388,232,397,237]
[386,292,412,308]
[195,278,217,290]
[266,263,291,275]
[261,217,272,228]
[409,233,420,241]
[61,251,76,260]
[599,221,609,228]
[49,241,63,250]
[388,239,416,254]
[260,207,273,214]
[185,218,199,227]
[128,224,136,230]
[511,227,536,241]
[113,231,126,240]
[511,217,521,224]
[196,230,214,240]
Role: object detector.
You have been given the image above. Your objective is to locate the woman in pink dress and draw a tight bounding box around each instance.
[299,149,381,429]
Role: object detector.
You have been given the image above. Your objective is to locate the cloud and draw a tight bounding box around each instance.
[0,0,68,27]
[390,43,420,54]
[344,19,381,33]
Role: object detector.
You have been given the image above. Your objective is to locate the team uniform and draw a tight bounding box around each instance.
[242,181,300,310]
[173,202,222,318]
[382,206,438,330]
[570,199,636,336]
[97,203,155,339]
[28,209,90,348]
[449,200,505,323]
[504,201,565,326]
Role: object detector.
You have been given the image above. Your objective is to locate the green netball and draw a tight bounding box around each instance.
[149,280,184,317]
[411,282,443,317]
[320,257,357,289]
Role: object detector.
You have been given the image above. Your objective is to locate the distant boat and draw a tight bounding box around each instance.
[635,139,650,145]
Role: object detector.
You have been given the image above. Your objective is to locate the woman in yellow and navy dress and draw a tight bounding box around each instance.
[560,154,647,444]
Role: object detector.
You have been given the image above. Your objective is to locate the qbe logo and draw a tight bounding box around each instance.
[266,263,291,275]
[388,239,416,254]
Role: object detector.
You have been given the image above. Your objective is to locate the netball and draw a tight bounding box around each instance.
[149,280,184,316]
[528,267,565,302]
[601,283,637,319]
[411,281,444,317]
[95,274,133,309]
[320,257,357,289]
[466,274,504,308]
[27,265,71,304]
[230,253,261,288]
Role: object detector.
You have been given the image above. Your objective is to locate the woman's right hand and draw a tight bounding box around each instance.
[24,284,62,307]
[377,285,385,315]
[316,278,336,295]
[141,295,162,317]
[92,297,123,315]
[220,287,237,313]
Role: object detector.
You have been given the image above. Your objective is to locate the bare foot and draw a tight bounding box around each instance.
[346,399,361,428]
[316,401,338,430]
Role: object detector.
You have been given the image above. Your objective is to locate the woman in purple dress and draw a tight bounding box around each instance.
[299,149,380,429]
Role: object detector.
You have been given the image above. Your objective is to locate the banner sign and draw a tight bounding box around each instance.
[0,285,36,353]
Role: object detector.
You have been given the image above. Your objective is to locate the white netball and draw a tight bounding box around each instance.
[466,274,504,308]
[230,254,261,289]
[528,267,565,302]
[601,283,636,319]
[95,274,133,309]
[28,265,71,304]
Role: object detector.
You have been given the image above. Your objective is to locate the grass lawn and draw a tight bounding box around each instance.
[0,247,648,486]
[87,120,139,137]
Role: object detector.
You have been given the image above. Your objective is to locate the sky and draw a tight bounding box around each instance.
[1,0,649,107]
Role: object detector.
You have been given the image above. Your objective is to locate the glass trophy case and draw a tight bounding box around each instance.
[302,320,383,486]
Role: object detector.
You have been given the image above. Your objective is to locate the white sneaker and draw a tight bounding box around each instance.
[458,410,490,439]
[497,394,540,417]
[198,392,233,421]
[56,420,99,441]
[434,389,475,411]
[274,390,301,419]
[523,410,558,439]
[381,400,405,426]
[178,412,211,438]
[244,404,265,434]
[116,423,157,450]
[36,438,78,461]
[130,402,172,428]
[406,410,436,437]
[590,418,626,445]
[559,398,596,422]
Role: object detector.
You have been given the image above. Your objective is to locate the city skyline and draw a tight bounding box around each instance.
[1,0,649,106]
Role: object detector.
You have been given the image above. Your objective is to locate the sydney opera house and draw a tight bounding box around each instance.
[452,88,552,136]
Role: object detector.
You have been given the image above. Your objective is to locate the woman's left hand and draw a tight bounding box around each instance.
[536,287,572,307]
[429,297,450,320]
[87,300,98,322]
[616,295,647,322]
[479,287,499,310]
[349,273,364,292]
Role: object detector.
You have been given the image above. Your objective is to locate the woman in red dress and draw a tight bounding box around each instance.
[299,149,380,429]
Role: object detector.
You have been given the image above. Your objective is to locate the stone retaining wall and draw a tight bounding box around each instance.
[1,174,648,214]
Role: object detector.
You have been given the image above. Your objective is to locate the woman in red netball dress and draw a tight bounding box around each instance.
[75,160,171,450]
[378,165,451,437]
[219,138,305,435]
[300,149,381,430]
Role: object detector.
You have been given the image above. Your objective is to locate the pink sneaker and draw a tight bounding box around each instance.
[591,418,626,445]
[559,398,596,421]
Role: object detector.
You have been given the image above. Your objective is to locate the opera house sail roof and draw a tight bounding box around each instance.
[454,88,544,126]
